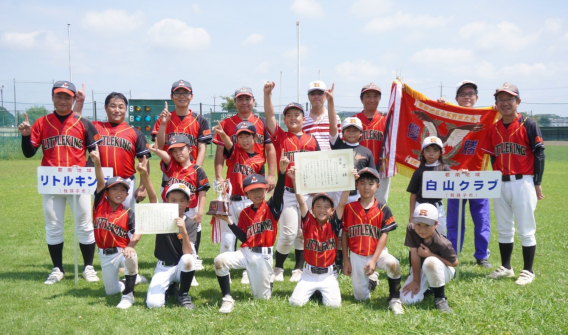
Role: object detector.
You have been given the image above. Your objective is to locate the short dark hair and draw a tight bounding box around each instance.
[360,91,382,100]
[105,92,128,107]
[357,174,380,184]
[166,190,190,202]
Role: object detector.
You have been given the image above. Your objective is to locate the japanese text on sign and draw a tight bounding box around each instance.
[37,166,114,195]
[422,171,502,199]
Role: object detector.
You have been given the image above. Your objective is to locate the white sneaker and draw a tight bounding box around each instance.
[219,295,235,314]
[82,265,100,282]
[290,269,302,282]
[389,298,404,315]
[241,271,250,285]
[194,258,204,271]
[191,276,199,287]
[272,267,284,282]
[515,270,535,285]
[135,274,148,284]
[44,268,64,285]
[488,266,515,279]
[116,292,134,309]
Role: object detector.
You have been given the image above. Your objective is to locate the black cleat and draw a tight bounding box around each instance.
[177,293,195,309]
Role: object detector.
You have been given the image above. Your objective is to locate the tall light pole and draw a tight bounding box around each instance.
[1,85,4,108]
[297,21,300,104]
[67,24,72,82]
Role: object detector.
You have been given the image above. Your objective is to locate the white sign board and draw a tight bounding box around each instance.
[37,166,114,195]
[135,203,179,234]
[422,171,502,199]
[294,149,355,194]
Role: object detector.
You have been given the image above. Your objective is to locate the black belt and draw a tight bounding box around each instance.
[102,247,118,255]
[349,190,358,196]
[251,247,272,254]
[161,260,178,267]
[502,174,523,182]
[230,195,244,201]
[307,264,336,274]
[285,187,295,193]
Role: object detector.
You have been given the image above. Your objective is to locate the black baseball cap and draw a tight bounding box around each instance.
[494,82,519,97]
[243,174,268,192]
[358,167,380,181]
[167,134,191,150]
[52,81,76,97]
[235,86,254,98]
[236,121,256,135]
[283,102,304,115]
[171,80,193,94]
[105,176,130,190]
[312,192,335,208]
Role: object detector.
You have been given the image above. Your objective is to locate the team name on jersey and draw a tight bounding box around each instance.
[42,135,83,150]
[495,142,526,157]
[348,224,380,239]
[165,177,197,193]
[233,163,256,175]
[231,133,264,145]
[246,219,274,237]
[361,129,383,141]
[305,237,336,252]
[93,217,128,238]
[167,132,197,147]
[100,135,132,151]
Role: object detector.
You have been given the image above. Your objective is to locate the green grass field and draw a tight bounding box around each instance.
[1,147,567,334]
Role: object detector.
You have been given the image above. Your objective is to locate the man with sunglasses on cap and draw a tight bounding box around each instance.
[302,80,342,152]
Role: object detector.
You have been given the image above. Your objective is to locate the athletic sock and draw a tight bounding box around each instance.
[334,251,343,268]
[79,242,96,270]
[179,270,195,295]
[499,242,514,270]
[388,277,401,300]
[431,286,446,299]
[275,251,288,269]
[293,249,305,270]
[522,245,536,273]
[195,231,202,254]
[217,275,231,297]
[123,274,136,295]
[47,243,64,273]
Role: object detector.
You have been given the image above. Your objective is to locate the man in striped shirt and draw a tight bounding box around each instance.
[302,80,341,151]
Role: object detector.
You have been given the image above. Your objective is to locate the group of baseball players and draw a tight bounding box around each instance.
[18,77,544,314]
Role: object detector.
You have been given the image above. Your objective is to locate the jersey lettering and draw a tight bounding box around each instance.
[99,135,133,152]
[361,129,383,141]
[348,224,381,239]
[495,142,526,156]
[42,135,83,150]
[93,217,128,238]
[246,219,274,237]
[305,238,336,252]
[233,162,256,176]
[165,177,197,194]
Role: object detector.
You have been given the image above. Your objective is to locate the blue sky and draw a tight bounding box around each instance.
[1,0,567,117]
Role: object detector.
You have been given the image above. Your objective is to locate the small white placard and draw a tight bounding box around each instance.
[422,171,502,199]
[37,166,114,195]
[135,203,179,234]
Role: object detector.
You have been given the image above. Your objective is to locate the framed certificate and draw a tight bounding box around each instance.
[135,203,179,234]
[294,149,355,194]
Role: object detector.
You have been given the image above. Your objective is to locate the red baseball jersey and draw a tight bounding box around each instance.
[271,125,320,189]
[302,213,338,268]
[151,110,212,161]
[161,160,210,208]
[224,145,266,196]
[30,111,100,167]
[91,121,150,178]
[238,198,281,248]
[355,111,386,166]
[213,114,271,159]
[341,199,397,256]
[481,114,544,176]
[92,189,134,249]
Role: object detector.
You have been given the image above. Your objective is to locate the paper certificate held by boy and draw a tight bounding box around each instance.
[294,149,355,194]
[135,203,179,234]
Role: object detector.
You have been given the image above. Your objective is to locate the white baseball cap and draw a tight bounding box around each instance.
[308,80,327,93]
[456,80,477,95]
[412,203,438,226]
[166,183,192,199]
[341,117,363,131]
[421,136,444,153]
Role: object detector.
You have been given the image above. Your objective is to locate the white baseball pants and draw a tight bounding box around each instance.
[400,256,455,305]
[214,247,273,300]
[276,190,311,254]
[349,249,401,301]
[289,264,341,308]
[42,194,94,245]
[146,254,195,308]
[99,248,138,295]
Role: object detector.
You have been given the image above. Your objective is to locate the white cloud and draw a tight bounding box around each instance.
[291,0,323,18]
[349,0,392,17]
[459,21,540,51]
[363,12,452,33]
[335,60,385,81]
[242,33,264,45]
[410,48,473,64]
[192,4,202,14]
[545,18,562,32]
[147,19,210,50]
[81,9,145,34]
[254,61,270,74]
[283,45,309,60]
[497,63,550,77]
[0,30,63,51]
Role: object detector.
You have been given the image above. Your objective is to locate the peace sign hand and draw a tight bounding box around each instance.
[212,120,225,136]
[324,83,335,102]
[160,102,171,123]
[18,113,32,136]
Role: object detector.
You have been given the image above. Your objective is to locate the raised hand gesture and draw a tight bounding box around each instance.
[212,120,225,136]
[76,84,86,103]
[279,148,290,173]
[160,102,172,123]
[264,81,276,95]
[18,113,32,136]
[89,144,101,164]
[136,156,149,175]
[325,83,335,102]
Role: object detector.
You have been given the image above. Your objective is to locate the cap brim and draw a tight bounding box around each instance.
[105,181,130,191]
[308,88,325,93]
[173,86,192,92]
[358,170,379,179]
[53,88,75,96]
[361,88,382,94]
[457,83,477,93]
[167,143,188,150]
[341,125,363,131]
[283,107,304,115]
[244,183,268,192]
[235,92,254,98]
[411,217,437,226]
[494,89,518,97]
[166,188,191,199]
[236,129,255,135]
[312,194,335,208]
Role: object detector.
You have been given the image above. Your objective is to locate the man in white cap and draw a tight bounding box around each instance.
[302,80,341,152]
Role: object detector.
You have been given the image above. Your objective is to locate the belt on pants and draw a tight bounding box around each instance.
[250,247,272,255]
[230,195,244,201]
[101,247,119,255]
[502,174,523,182]
[435,201,443,207]
[285,187,295,193]
[304,263,336,275]
[161,260,178,267]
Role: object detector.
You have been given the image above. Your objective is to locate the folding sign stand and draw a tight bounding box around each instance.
[455,198,463,280]
[73,194,79,285]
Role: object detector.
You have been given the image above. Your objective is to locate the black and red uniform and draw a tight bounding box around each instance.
[224,145,265,196]
[92,189,134,249]
[213,114,271,159]
[301,213,338,268]
[161,160,210,208]
[355,111,386,167]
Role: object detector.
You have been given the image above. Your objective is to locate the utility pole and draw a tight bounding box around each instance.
[440,81,443,98]
[67,24,72,82]
[1,85,3,108]
[212,95,216,112]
